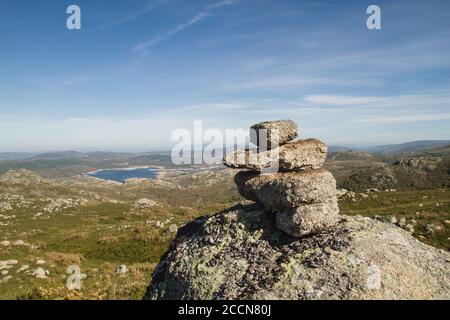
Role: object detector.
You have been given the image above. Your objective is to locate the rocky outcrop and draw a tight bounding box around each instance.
[396,156,442,174]
[144,205,450,300]
[144,119,450,300]
[341,163,398,192]
[0,169,49,186]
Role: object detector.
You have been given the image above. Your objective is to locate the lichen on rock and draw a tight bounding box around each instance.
[144,205,450,299]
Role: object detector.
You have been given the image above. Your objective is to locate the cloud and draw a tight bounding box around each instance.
[222,76,334,91]
[27,74,95,87]
[2,90,450,151]
[100,0,170,29]
[179,102,249,112]
[62,76,95,86]
[296,92,450,126]
[215,31,450,92]
[356,113,450,124]
[133,12,210,55]
[221,74,381,91]
[133,0,237,56]
[304,92,450,109]
[305,95,385,106]
[206,0,238,9]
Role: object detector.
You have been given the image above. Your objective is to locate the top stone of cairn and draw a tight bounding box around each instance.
[250,120,298,149]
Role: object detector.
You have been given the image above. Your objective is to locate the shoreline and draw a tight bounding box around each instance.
[83,165,162,175]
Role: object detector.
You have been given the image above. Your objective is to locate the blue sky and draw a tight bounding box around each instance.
[0,0,449,151]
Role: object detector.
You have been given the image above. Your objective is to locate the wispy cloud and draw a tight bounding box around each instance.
[178,102,249,112]
[100,0,170,29]
[62,76,95,86]
[305,95,385,106]
[304,93,450,109]
[133,0,238,57]
[221,74,382,91]
[297,92,450,126]
[133,12,210,55]
[206,0,238,9]
[222,75,334,91]
[356,113,450,124]
[27,74,95,87]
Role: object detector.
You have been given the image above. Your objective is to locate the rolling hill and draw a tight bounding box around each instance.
[361,140,450,155]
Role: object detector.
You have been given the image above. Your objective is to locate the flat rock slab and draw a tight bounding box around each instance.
[223,149,276,171]
[234,169,337,208]
[276,199,340,237]
[223,139,327,171]
[250,120,298,149]
[279,139,327,171]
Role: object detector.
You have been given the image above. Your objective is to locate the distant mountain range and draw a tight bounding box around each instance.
[1,140,449,162]
[0,152,37,161]
[328,140,450,156]
[358,140,450,155]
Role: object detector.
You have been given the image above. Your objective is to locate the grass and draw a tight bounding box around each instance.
[340,188,450,250]
[0,170,239,300]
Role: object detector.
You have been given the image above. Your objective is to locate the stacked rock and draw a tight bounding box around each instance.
[224,120,339,237]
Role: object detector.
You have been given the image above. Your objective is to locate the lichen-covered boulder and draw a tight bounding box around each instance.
[144,205,450,300]
[223,139,327,172]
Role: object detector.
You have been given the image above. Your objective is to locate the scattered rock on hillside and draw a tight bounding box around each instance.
[134,198,159,209]
[116,265,128,274]
[0,275,12,284]
[0,169,49,186]
[169,224,178,233]
[32,267,48,279]
[0,240,10,247]
[0,202,13,212]
[13,240,28,246]
[16,265,29,273]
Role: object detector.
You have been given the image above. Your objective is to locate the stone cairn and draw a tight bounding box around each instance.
[223,120,339,237]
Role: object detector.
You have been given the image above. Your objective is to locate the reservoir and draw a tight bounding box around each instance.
[85,167,159,183]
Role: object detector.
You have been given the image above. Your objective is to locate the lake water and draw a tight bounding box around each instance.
[85,167,159,183]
